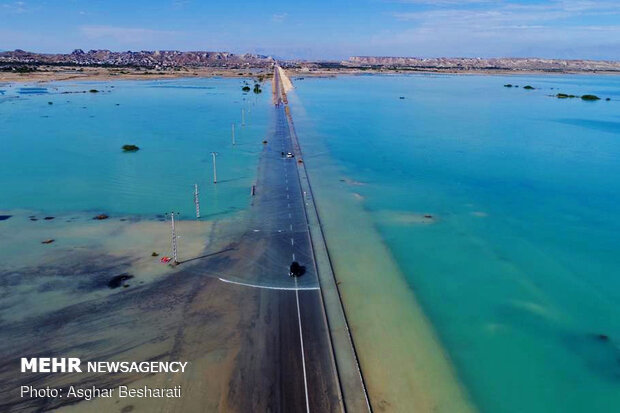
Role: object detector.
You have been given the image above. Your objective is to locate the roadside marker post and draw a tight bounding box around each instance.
[211,151,218,183]
[169,212,180,264]
[194,184,200,219]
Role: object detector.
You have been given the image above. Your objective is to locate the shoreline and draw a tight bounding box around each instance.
[285,68,620,78]
[0,66,271,83]
[2,65,620,84]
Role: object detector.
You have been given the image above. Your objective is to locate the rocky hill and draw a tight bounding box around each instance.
[343,56,620,73]
[0,49,275,69]
[3,50,619,73]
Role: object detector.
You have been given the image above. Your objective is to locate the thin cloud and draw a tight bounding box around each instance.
[382,0,620,59]
[1,1,29,13]
[172,0,190,8]
[394,0,620,25]
[272,13,288,23]
[370,22,620,59]
[391,0,493,4]
[393,9,572,27]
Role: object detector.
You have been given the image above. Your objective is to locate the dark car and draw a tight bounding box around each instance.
[289,261,305,277]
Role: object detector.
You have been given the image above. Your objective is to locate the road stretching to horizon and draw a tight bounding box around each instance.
[227,67,341,411]
[216,66,370,412]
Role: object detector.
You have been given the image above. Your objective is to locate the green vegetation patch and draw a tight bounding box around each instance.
[581,94,600,101]
[122,144,140,152]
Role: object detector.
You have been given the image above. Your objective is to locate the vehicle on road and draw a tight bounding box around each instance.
[289,261,305,277]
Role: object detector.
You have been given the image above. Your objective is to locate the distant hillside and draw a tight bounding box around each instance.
[342,56,620,73]
[0,49,275,68]
[4,49,619,73]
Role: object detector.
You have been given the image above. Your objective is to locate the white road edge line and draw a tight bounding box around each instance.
[218,277,318,291]
[295,277,311,413]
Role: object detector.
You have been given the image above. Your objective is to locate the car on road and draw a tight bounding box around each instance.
[289,261,305,277]
[286,152,295,158]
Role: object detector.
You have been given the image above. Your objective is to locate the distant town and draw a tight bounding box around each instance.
[1,49,619,77]
[0,49,275,70]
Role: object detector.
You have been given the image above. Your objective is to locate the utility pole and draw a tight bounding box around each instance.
[170,212,179,264]
[211,151,218,184]
[232,123,235,146]
[194,184,200,219]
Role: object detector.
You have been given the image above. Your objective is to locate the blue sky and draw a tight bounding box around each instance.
[1,0,619,60]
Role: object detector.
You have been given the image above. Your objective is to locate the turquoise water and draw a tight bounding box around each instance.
[1,78,270,218]
[290,74,620,413]
[2,73,619,411]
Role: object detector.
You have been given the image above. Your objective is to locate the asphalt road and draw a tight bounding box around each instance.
[220,69,344,412]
